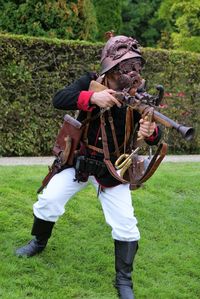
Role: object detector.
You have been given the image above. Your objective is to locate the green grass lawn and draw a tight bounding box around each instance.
[0,163,200,299]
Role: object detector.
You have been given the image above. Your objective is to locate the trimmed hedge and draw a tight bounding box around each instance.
[0,33,199,156]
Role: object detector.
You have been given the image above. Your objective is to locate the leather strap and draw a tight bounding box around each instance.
[124,107,133,152]
[86,108,133,156]
[100,113,128,184]
[108,110,120,157]
[100,113,110,160]
[104,159,128,184]
[86,144,104,154]
[82,111,91,144]
[138,143,167,184]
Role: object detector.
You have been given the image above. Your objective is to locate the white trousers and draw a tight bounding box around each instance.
[33,168,140,241]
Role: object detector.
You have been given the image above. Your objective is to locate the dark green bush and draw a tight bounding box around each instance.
[0,33,199,156]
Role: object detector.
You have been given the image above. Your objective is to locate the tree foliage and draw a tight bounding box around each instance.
[121,0,200,52]
[157,0,200,53]
[0,0,199,52]
[0,0,98,41]
[121,0,163,47]
[0,0,123,42]
[93,0,122,40]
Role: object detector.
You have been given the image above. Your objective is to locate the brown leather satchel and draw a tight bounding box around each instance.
[37,114,84,193]
[53,114,84,166]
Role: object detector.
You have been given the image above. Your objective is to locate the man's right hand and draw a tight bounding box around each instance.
[90,89,121,108]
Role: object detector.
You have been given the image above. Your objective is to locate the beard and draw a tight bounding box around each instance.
[105,71,142,93]
[117,72,142,91]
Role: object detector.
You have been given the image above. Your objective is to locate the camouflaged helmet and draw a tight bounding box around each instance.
[100,35,145,75]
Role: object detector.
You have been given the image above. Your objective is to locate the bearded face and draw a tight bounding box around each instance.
[105,58,143,92]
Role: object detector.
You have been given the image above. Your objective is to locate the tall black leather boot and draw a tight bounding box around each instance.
[15,215,55,257]
[114,240,138,299]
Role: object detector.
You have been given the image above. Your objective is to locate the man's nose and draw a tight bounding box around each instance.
[127,70,138,77]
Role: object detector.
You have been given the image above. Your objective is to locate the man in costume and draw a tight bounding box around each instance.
[16,35,161,299]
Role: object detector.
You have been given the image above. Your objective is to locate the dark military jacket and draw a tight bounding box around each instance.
[53,72,161,187]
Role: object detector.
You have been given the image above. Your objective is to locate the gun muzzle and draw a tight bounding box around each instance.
[153,110,195,141]
[176,125,195,141]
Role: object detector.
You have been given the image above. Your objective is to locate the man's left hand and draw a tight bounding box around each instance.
[138,119,156,138]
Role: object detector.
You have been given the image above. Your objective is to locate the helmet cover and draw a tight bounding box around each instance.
[100,35,145,75]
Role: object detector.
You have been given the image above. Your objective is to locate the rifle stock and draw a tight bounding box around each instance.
[89,80,195,141]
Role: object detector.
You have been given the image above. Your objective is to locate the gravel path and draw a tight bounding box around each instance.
[0,155,200,165]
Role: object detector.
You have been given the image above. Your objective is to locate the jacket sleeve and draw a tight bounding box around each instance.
[52,72,97,111]
[145,125,162,146]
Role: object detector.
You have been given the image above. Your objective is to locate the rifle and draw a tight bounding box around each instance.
[89,80,195,141]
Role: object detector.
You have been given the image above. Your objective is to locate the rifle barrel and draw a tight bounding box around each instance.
[154,110,195,141]
[132,103,195,141]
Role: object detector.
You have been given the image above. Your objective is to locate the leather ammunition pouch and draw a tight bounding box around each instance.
[74,155,107,182]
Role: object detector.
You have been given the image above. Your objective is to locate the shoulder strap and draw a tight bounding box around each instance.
[124,107,134,153]
[81,108,109,144]
[129,143,168,190]
[139,143,167,184]
[82,111,92,144]
[108,110,120,157]
[100,113,128,184]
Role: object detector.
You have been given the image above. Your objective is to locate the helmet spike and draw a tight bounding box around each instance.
[104,30,115,41]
